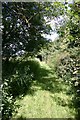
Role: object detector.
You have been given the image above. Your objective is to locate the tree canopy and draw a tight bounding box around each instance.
[2,2,51,58]
[2,2,68,59]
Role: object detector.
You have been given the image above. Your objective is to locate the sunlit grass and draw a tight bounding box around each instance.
[13,89,75,118]
[12,60,76,119]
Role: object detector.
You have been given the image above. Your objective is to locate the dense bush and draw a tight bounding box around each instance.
[2,59,41,119]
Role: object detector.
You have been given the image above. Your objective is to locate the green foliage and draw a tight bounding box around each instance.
[53,2,80,119]
[2,90,15,120]
[2,59,40,119]
[2,2,53,59]
[2,1,80,119]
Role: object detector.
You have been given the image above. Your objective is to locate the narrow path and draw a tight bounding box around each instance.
[12,61,76,119]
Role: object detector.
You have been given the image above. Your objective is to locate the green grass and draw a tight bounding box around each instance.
[12,60,76,119]
[13,90,75,118]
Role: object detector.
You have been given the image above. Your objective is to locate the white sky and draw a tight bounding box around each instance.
[42,17,59,41]
[42,32,59,41]
[42,13,69,41]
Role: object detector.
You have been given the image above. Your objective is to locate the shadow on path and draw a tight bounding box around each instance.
[3,59,69,98]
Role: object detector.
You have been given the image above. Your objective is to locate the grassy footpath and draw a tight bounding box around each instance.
[12,60,76,119]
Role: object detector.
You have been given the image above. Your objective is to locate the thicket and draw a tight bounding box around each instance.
[48,3,80,119]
